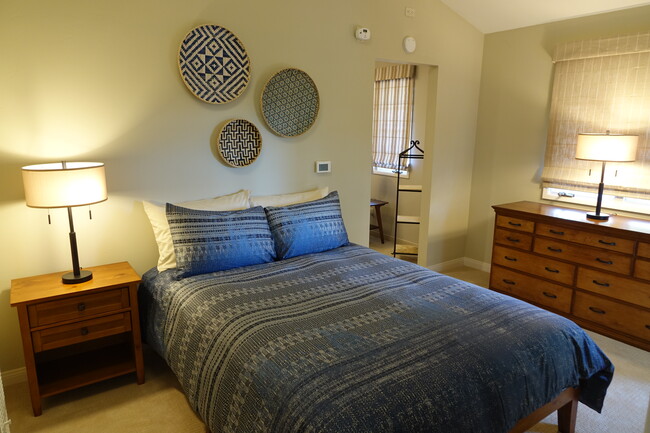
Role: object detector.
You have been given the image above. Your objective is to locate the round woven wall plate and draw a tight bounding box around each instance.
[261,68,320,137]
[178,24,251,104]
[217,119,262,167]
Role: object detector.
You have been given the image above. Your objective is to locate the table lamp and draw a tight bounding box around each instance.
[575,132,638,221]
[22,162,107,284]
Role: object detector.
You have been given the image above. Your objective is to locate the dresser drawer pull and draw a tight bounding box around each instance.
[508,221,522,227]
[502,279,516,285]
[504,256,518,262]
[588,306,606,315]
[544,267,560,273]
[506,237,520,243]
[598,239,616,246]
[549,229,565,236]
[542,291,557,299]
[646,325,650,330]
[592,280,610,287]
[77,303,86,312]
[547,246,563,253]
[595,258,613,265]
[80,327,89,336]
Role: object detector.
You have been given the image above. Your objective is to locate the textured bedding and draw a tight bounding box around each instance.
[139,244,613,433]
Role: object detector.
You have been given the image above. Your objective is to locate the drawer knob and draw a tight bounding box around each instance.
[508,221,522,227]
[77,303,86,312]
[646,325,650,330]
[549,229,565,236]
[592,280,610,287]
[504,256,517,262]
[596,258,613,265]
[547,246,563,253]
[506,237,520,243]
[598,239,616,246]
[544,267,560,273]
[80,327,89,336]
[588,306,606,315]
[502,279,516,285]
[542,291,557,299]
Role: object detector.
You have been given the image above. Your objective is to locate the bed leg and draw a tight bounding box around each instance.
[557,395,578,433]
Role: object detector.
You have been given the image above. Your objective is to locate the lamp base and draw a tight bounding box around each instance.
[62,269,93,284]
[587,212,609,221]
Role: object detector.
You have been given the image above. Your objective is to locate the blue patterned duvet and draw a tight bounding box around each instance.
[139,244,613,433]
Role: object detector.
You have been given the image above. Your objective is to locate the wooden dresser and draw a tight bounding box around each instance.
[490,201,650,351]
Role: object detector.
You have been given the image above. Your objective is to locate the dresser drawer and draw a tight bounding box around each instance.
[635,259,650,281]
[536,223,635,254]
[492,245,576,285]
[32,312,132,352]
[577,268,650,309]
[28,288,130,327]
[493,228,533,251]
[638,242,650,259]
[490,267,572,313]
[496,215,534,233]
[573,292,650,342]
[534,238,633,275]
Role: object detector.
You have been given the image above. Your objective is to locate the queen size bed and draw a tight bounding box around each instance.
[139,190,613,433]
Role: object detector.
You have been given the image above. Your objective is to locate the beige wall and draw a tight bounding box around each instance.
[0,0,483,371]
[465,6,650,266]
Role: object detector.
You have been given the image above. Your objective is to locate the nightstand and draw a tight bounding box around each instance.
[10,262,145,416]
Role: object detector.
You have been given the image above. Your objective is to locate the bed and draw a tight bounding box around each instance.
[139,191,613,433]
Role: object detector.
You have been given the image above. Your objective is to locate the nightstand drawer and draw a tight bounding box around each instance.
[496,215,534,233]
[536,223,634,254]
[573,292,650,341]
[32,312,132,352]
[577,268,650,308]
[490,267,572,313]
[494,228,533,250]
[534,238,632,275]
[492,245,576,285]
[28,288,130,327]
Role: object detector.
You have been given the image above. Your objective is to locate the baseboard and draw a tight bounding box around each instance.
[428,257,491,273]
[463,257,491,273]
[1,367,26,386]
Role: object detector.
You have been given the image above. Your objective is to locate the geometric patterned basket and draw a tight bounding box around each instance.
[261,68,319,137]
[178,24,251,104]
[217,119,262,167]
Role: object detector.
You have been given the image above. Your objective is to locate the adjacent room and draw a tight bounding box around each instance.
[1,0,649,432]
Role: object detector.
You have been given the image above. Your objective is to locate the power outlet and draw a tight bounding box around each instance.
[405,7,416,17]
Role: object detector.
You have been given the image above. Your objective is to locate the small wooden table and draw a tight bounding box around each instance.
[370,199,389,243]
[10,262,144,416]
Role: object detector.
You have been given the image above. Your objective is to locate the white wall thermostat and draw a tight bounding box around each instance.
[355,27,371,41]
[403,36,416,53]
[315,161,331,173]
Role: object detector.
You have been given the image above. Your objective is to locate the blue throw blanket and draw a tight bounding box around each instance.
[139,244,613,433]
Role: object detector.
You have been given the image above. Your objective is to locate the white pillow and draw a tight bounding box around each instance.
[250,187,329,208]
[143,189,251,271]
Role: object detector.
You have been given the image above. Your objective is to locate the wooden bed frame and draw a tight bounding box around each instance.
[509,387,579,433]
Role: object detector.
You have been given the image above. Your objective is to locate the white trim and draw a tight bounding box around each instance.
[1,368,26,386]
[463,257,491,273]
[427,257,491,273]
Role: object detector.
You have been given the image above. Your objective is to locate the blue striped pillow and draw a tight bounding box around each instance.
[264,191,349,260]
[166,204,276,277]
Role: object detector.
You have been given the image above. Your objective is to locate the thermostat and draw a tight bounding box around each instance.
[355,27,371,41]
[403,36,416,53]
[315,161,331,173]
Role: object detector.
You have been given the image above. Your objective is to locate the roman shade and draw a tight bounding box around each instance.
[542,32,650,198]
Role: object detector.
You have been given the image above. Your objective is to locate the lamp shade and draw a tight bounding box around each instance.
[575,133,638,162]
[22,162,107,208]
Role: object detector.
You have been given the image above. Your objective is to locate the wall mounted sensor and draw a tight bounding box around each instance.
[403,36,416,53]
[315,161,331,173]
[355,27,371,41]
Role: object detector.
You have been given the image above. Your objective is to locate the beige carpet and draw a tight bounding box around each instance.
[3,259,649,432]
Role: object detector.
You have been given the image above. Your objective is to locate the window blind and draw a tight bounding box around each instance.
[542,32,650,198]
[372,64,416,171]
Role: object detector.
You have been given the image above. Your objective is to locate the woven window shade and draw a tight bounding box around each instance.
[542,32,650,198]
[372,65,416,171]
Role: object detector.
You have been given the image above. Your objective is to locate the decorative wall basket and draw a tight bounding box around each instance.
[178,24,251,104]
[261,68,320,137]
[217,119,262,167]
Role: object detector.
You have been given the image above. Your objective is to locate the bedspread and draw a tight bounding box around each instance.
[139,244,613,433]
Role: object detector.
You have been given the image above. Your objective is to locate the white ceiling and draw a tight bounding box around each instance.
[439,0,650,34]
